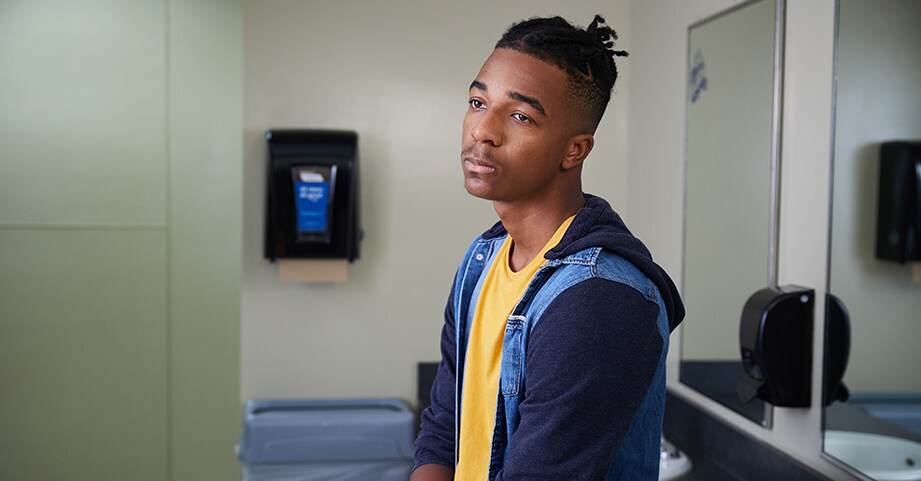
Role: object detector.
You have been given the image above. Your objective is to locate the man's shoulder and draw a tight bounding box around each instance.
[552,248,658,303]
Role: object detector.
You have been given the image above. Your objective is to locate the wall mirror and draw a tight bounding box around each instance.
[680,0,784,426]
[822,0,921,479]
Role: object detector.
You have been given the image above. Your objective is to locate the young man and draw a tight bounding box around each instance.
[412,15,685,481]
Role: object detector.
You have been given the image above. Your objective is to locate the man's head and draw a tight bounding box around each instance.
[461,15,627,204]
[496,15,627,134]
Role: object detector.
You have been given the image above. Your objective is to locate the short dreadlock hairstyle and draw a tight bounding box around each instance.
[495,15,628,133]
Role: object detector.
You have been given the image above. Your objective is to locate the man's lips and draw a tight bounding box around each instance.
[463,157,497,174]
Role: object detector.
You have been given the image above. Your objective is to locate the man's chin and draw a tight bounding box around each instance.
[463,180,496,201]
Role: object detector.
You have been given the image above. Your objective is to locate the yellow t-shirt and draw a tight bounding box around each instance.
[454,216,575,480]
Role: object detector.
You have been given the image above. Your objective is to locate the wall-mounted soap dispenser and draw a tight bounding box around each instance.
[264,130,360,262]
[737,286,814,408]
[876,141,921,263]
[823,294,850,406]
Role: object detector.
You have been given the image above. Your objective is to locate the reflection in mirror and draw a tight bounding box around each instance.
[680,0,783,424]
[680,0,782,426]
[823,1,921,480]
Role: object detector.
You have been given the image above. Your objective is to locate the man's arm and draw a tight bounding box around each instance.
[409,463,454,481]
[412,286,458,479]
[496,278,664,481]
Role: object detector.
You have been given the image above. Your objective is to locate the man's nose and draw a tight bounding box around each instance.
[469,110,503,146]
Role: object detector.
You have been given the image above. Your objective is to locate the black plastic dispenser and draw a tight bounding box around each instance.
[738,286,814,408]
[264,130,360,262]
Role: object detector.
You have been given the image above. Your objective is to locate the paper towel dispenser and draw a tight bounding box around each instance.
[737,286,814,408]
[264,130,360,262]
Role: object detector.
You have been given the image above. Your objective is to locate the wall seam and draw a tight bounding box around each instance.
[0,223,167,230]
[164,0,173,480]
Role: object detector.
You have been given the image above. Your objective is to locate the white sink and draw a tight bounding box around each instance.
[825,431,921,481]
[659,438,692,480]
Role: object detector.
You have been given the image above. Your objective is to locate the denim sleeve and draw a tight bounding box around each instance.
[495,278,664,481]
[413,283,457,472]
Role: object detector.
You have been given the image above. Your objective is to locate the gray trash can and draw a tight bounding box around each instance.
[236,398,416,481]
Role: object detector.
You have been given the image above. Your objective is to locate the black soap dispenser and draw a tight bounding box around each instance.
[823,293,851,406]
[876,141,921,263]
[737,286,814,408]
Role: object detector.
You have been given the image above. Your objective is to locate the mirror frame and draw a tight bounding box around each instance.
[679,0,786,428]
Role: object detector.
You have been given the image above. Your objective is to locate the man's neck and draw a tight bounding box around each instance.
[494,190,585,272]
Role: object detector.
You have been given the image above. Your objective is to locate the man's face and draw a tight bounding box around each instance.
[461,48,579,203]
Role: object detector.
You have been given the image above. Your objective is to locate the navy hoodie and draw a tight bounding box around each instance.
[414,194,685,480]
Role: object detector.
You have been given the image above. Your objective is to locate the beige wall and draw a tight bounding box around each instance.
[242,0,631,403]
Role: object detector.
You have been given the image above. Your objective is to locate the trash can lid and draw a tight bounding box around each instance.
[236,398,416,464]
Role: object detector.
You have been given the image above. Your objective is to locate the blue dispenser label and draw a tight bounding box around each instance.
[294,181,330,232]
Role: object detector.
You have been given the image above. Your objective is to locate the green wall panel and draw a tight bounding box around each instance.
[168,0,243,479]
[0,229,168,481]
[0,1,243,479]
[0,0,167,225]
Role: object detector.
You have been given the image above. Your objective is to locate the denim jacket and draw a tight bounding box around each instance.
[415,195,685,481]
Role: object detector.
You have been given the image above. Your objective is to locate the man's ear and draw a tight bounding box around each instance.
[562,134,594,170]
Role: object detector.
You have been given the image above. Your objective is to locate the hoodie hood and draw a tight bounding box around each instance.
[480,194,685,332]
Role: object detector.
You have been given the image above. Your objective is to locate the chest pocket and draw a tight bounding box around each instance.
[500,315,525,396]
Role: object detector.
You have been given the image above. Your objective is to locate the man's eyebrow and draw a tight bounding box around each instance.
[470,80,487,91]
[468,80,547,117]
[508,91,546,117]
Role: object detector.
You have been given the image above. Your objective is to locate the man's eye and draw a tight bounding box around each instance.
[512,113,531,123]
[469,99,485,109]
